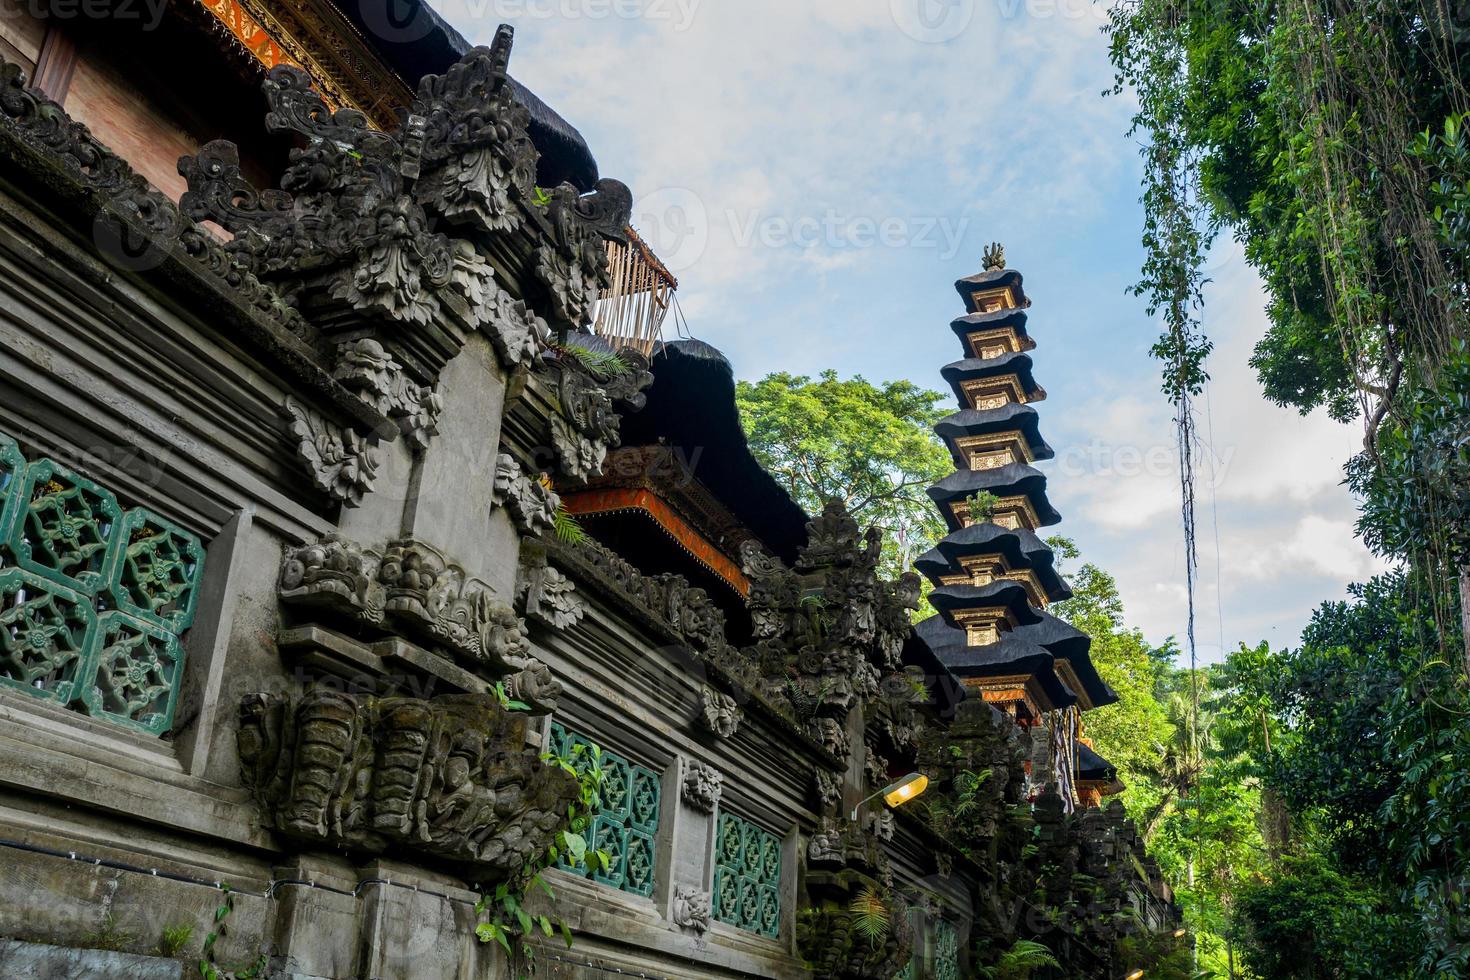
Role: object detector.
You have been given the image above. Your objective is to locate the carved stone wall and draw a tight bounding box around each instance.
[238,691,577,883]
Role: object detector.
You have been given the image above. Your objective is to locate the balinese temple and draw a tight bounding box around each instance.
[913,243,1121,812]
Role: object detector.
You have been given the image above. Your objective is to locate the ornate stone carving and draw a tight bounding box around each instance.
[173,27,634,390]
[515,548,584,630]
[484,288,551,371]
[282,397,380,507]
[564,539,729,657]
[798,819,910,979]
[492,454,558,538]
[408,31,537,235]
[864,808,895,842]
[332,339,443,451]
[279,534,558,706]
[672,885,712,934]
[735,501,919,766]
[983,241,1006,271]
[543,347,653,481]
[700,686,742,738]
[681,760,723,813]
[237,690,578,882]
[814,770,842,813]
[535,180,632,329]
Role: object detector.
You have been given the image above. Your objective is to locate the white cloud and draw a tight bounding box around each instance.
[439,2,1383,661]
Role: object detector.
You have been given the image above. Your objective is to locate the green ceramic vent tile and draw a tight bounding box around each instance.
[712,811,781,938]
[79,611,184,736]
[0,567,95,706]
[10,458,121,595]
[104,509,205,632]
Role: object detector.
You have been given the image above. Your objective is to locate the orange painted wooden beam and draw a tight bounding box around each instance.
[561,488,750,597]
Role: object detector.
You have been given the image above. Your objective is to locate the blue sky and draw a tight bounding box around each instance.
[434,0,1385,661]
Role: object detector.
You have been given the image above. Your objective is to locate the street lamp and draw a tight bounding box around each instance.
[850,773,929,821]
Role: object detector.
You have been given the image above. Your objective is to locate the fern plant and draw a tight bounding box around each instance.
[847,884,891,946]
[977,939,1061,980]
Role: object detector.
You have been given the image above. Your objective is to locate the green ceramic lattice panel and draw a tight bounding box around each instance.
[589,813,629,890]
[79,611,185,736]
[547,722,661,897]
[0,435,24,554]
[0,436,203,739]
[0,567,95,705]
[712,811,782,939]
[9,458,121,595]
[103,509,205,632]
[933,919,959,980]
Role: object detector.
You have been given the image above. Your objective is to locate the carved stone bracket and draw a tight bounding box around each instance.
[672,885,712,934]
[492,453,558,538]
[681,760,723,813]
[814,770,842,814]
[238,690,578,883]
[282,397,380,507]
[279,533,560,708]
[333,339,443,452]
[700,685,742,738]
[515,547,584,630]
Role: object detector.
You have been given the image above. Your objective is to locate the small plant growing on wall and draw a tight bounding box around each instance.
[474,703,611,977]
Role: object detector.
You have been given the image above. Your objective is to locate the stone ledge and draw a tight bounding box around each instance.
[0,939,187,980]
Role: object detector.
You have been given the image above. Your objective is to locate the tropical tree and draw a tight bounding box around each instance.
[736,370,951,573]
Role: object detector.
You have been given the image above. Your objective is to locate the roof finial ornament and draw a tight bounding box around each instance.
[982,242,1006,271]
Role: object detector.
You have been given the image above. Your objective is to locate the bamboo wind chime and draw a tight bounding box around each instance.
[592,227,679,358]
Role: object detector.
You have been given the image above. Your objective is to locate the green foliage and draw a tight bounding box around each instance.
[552,505,586,545]
[474,737,610,972]
[1048,540,1175,827]
[963,491,999,524]
[736,371,950,576]
[158,922,194,958]
[1233,856,1418,979]
[975,939,1061,980]
[82,912,134,953]
[550,341,629,381]
[199,886,266,979]
[847,884,891,945]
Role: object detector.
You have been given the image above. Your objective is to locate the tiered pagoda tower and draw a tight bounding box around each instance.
[913,244,1120,811]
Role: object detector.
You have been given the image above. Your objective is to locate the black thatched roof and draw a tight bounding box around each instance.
[933,403,1054,466]
[941,352,1046,408]
[913,617,1077,710]
[953,268,1030,312]
[914,611,1117,709]
[927,463,1062,531]
[616,339,810,565]
[1078,742,1118,782]
[949,308,1034,354]
[927,581,1045,631]
[913,523,1071,602]
[332,0,600,191]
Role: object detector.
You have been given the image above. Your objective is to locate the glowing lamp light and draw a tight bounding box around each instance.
[1124,971,1145,980]
[1172,928,1187,938]
[850,773,929,821]
[883,773,929,807]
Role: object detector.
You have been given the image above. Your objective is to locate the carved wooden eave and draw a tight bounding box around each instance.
[185,0,414,131]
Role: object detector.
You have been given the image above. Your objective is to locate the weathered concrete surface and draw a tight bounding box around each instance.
[0,939,187,979]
